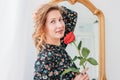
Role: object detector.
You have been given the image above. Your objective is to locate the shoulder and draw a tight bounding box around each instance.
[35,50,54,64]
[34,50,55,71]
[37,49,53,59]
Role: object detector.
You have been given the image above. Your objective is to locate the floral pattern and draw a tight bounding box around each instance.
[34,44,77,80]
[34,6,78,80]
[61,6,77,48]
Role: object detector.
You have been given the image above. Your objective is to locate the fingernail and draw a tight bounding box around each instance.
[81,72,84,75]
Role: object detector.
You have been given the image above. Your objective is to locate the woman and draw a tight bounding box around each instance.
[32,3,89,80]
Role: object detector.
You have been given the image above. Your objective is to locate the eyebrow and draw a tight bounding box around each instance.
[49,16,63,20]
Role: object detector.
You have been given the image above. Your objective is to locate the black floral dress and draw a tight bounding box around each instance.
[34,6,78,80]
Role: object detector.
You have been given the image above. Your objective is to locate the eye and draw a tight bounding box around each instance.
[59,18,63,22]
[51,20,56,24]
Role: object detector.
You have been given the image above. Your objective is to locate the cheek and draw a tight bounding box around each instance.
[62,22,65,31]
[45,25,55,35]
[62,20,65,26]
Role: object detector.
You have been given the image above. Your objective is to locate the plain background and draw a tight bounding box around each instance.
[0,0,120,80]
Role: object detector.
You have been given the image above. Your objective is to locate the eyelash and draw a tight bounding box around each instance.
[50,19,63,24]
[51,20,55,23]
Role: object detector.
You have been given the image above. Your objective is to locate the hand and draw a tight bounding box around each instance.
[74,68,89,80]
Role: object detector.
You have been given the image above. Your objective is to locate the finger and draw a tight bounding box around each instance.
[76,68,89,79]
[81,67,89,74]
[84,76,89,80]
[74,75,81,80]
[82,73,89,80]
[77,72,87,79]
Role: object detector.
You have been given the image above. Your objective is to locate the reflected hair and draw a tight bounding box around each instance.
[32,3,65,51]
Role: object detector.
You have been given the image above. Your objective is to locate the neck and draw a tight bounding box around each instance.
[46,37,61,46]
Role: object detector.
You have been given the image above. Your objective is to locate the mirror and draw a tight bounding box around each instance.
[50,0,106,80]
[59,2,99,80]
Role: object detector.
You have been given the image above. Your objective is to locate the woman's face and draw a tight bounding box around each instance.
[45,10,65,40]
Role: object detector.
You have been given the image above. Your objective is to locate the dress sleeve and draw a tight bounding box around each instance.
[60,6,78,48]
[34,52,55,80]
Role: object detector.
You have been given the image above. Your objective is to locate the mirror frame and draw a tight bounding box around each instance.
[50,0,106,80]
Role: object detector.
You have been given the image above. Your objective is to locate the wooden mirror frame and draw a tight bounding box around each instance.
[50,0,106,80]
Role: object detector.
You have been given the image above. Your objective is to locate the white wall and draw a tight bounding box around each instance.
[0,0,120,80]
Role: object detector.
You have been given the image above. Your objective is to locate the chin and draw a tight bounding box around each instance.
[57,34,64,39]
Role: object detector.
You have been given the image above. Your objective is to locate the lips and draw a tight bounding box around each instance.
[56,29,64,34]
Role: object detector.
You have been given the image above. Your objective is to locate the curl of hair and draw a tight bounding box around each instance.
[32,3,65,51]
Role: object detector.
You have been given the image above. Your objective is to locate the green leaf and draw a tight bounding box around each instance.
[78,41,82,50]
[80,58,86,65]
[78,56,83,60]
[61,67,80,76]
[82,47,90,58]
[87,57,98,65]
[72,56,78,62]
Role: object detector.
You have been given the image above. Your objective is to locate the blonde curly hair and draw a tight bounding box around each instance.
[32,3,65,51]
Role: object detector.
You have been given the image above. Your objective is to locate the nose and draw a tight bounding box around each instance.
[56,21,64,28]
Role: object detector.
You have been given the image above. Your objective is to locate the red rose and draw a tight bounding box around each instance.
[64,32,75,44]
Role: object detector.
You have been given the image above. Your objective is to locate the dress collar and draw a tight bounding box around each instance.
[44,43,64,51]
